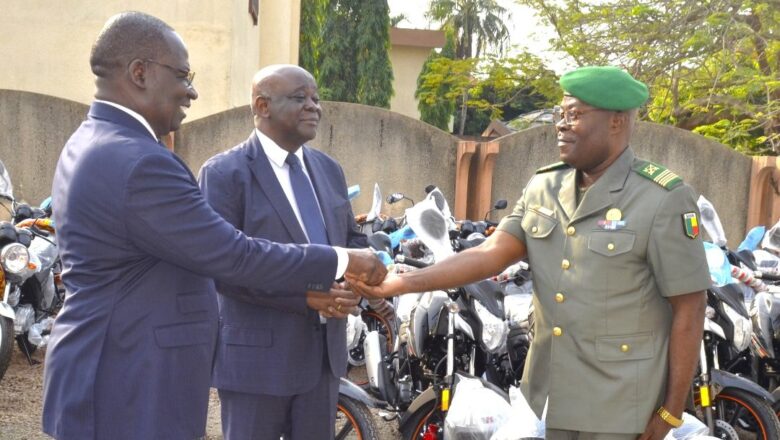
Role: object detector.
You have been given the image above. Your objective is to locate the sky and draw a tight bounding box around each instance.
[387,0,575,73]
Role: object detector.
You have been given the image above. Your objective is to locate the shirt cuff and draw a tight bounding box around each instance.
[334,246,349,280]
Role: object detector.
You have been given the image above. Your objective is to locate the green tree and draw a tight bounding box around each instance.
[416,52,560,135]
[426,0,511,59]
[299,0,327,78]
[518,0,780,154]
[355,0,394,107]
[318,0,394,107]
[416,31,458,130]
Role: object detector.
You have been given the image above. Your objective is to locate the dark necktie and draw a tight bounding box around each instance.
[285,153,329,245]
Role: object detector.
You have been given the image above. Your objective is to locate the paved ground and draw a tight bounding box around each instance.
[0,347,401,439]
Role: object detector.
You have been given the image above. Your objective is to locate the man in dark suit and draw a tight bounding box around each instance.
[42,13,385,440]
[198,64,365,440]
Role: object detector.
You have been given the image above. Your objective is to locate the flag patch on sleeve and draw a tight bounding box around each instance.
[683,212,699,239]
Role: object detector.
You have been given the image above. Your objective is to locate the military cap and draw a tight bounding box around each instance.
[560,66,649,110]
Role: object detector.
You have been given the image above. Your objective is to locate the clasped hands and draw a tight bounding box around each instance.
[305,249,391,319]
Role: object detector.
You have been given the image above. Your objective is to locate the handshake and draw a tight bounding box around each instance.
[306,248,390,319]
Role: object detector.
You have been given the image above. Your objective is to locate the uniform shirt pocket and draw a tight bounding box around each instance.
[588,230,636,257]
[521,208,558,239]
[595,332,654,361]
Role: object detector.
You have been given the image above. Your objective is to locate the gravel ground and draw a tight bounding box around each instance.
[0,347,401,439]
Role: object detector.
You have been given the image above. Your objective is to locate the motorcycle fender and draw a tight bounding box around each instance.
[710,369,776,403]
[398,386,437,432]
[338,378,388,409]
[0,302,14,320]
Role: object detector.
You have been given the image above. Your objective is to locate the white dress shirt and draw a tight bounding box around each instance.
[255,129,349,280]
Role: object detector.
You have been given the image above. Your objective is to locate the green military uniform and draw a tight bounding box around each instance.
[497,147,710,434]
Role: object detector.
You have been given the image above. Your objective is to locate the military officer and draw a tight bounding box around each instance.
[352,66,710,440]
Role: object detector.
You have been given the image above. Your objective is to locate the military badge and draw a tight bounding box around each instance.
[599,209,625,230]
[683,212,699,239]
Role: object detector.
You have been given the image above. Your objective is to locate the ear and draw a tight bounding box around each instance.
[254,95,271,118]
[127,59,148,89]
[610,111,628,133]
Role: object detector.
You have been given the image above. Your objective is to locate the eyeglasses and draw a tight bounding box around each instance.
[552,105,611,126]
[145,59,195,88]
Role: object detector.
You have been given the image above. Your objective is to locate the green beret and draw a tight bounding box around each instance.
[559,66,649,110]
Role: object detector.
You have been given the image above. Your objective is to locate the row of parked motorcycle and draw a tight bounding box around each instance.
[334,184,780,439]
[0,163,63,381]
[6,158,780,439]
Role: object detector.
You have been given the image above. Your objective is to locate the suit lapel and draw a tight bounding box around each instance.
[303,147,341,246]
[246,135,309,243]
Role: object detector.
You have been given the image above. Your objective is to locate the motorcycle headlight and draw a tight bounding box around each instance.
[722,302,752,352]
[473,299,507,353]
[1,242,29,275]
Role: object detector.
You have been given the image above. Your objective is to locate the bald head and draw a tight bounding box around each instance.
[90,12,175,78]
[250,65,314,115]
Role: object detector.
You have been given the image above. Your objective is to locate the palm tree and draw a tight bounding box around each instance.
[426,0,510,59]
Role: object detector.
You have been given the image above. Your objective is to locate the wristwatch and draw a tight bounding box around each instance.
[657,406,683,428]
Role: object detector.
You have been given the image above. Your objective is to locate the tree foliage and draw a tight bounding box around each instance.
[316,0,394,107]
[426,0,511,59]
[517,0,780,154]
[299,0,327,78]
[416,52,561,135]
[417,0,517,133]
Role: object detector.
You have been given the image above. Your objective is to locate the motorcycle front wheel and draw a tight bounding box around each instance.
[707,388,780,440]
[0,316,13,381]
[334,394,379,440]
[401,400,444,440]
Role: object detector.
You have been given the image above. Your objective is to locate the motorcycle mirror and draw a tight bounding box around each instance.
[386,192,414,206]
[424,184,437,194]
[386,193,404,204]
[494,199,508,210]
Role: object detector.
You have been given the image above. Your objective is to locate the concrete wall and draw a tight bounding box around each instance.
[0,89,758,247]
[0,0,272,121]
[491,122,753,246]
[175,101,460,216]
[0,90,88,205]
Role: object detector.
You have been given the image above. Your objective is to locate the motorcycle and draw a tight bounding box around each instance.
[0,165,62,381]
[691,197,780,438]
[359,189,519,439]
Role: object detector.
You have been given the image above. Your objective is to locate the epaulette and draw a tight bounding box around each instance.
[632,160,683,190]
[536,162,571,174]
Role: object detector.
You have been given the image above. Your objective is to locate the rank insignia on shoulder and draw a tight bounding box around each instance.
[536,161,571,174]
[683,212,700,239]
[633,160,683,190]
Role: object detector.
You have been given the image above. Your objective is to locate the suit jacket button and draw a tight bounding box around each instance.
[561,259,570,270]
[553,327,562,337]
[621,344,630,352]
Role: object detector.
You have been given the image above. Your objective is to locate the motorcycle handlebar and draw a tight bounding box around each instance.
[394,255,430,269]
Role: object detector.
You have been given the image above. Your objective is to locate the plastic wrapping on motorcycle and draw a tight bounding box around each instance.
[762,218,780,253]
[491,386,545,440]
[661,413,711,440]
[704,242,733,287]
[0,160,13,201]
[443,374,512,440]
[697,195,727,247]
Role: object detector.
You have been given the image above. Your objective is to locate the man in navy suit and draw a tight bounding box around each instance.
[198,65,365,440]
[42,13,385,440]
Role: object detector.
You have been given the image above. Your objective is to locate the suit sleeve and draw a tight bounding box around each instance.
[123,152,337,293]
[198,158,309,315]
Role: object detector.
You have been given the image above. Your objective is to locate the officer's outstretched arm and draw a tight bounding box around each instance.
[352,230,527,299]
